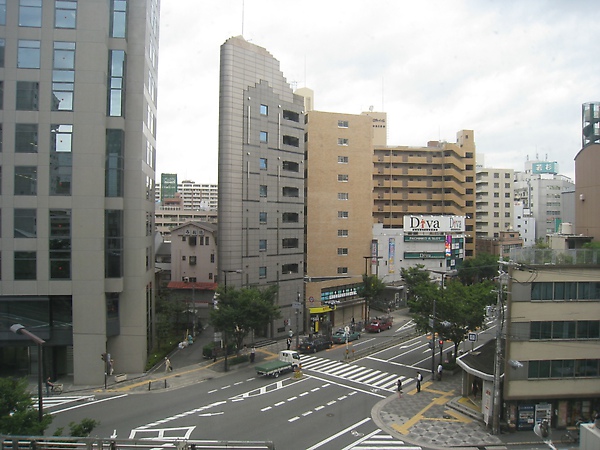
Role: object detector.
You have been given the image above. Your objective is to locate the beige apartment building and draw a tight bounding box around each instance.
[476,167,515,240]
[373,131,477,258]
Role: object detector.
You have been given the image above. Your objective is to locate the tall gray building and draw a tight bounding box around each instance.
[218,37,305,338]
[0,0,159,384]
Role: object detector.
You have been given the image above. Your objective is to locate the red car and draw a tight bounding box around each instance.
[365,317,393,333]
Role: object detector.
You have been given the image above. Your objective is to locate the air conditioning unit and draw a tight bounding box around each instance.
[183,277,189,283]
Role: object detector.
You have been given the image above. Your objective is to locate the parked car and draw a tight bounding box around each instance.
[365,316,393,333]
[298,336,333,353]
[332,329,361,344]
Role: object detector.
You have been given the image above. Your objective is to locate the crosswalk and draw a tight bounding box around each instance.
[300,355,412,393]
[347,429,422,450]
[33,395,95,409]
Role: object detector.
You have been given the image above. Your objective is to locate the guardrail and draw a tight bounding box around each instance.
[1,436,275,450]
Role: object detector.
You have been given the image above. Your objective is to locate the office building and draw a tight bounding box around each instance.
[0,0,159,384]
[217,37,305,338]
[475,167,514,240]
[155,178,218,211]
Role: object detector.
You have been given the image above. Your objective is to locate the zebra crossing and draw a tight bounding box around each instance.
[33,395,95,409]
[347,429,422,450]
[299,355,412,392]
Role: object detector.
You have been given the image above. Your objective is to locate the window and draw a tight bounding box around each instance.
[338,229,348,237]
[0,38,5,67]
[283,110,299,122]
[15,251,36,280]
[259,266,267,278]
[260,158,267,170]
[259,212,267,224]
[494,173,499,178]
[505,202,510,208]
[108,50,126,116]
[338,211,349,219]
[283,135,299,147]
[14,209,36,238]
[282,161,299,172]
[338,156,349,163]
[15,124,38,153]
[18,40,40,68]
[259,185,267,197]
[282,238,298,249]
[55,0,77,28]
[338,174,349,182]
[110,0,127,38]
[19,0,42,27]
[281,263,298,274]
[338,120,349,128]
[505,192,511,198]
[338,138,349,146]
[0,0,5,25]
[15,166,37,195]
[52,42,76,110]
[494,192,499,198]
[337,248,348,256]
[260,104,268,115]
[259,239,267,251]
[260,131,268,143]
[189,256,197,265]
[505,183,510,188]
[50,124,73,195]
[338,193,349,200]
[282,186,299,197]
[494,183,499,188]
[337,267,348,274]
[282,212,298,223]
[16,82,39,110]
[105,129,124,197]
[49,209,71,279]
[105,210,124,278]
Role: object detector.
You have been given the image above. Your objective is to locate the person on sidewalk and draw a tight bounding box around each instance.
[397,378,403,398]
[437,363,443,381]
[416,371,423,392]
[46,377,55,396]
[286,337,292,350]
[250,346,256,363]
[165,357,172,372]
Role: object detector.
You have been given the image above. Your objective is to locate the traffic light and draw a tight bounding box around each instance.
[439,339,444,348]
[101,352,107,362]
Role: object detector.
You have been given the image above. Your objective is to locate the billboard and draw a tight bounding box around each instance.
[531,161,558,174]
[403,215,465,233]
[161,173,178,200]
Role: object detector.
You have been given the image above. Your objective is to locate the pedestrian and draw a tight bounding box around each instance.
[286,337,292,350]
[46,377,54,396]
[250,346,256,363]
[437,363,443,381]
[472,380,478,397]
[416,371,423,392]
[397,378,403,398]
[212,346,217,362]
[109,359,114,376]
[165,357,172,372]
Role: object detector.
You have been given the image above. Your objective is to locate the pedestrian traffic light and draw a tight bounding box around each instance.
[439,339,444,347]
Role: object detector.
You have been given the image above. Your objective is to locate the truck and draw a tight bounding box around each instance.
[255,350,301,377]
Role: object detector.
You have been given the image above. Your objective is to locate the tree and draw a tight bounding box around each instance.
[400,265,431,303]
[54,418,100,437]
[210,285,280,352]
[457,252,499,285]
[0,377,52,435]
[356,274,386,320]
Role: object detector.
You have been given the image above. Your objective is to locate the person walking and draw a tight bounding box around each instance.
[437,363,443,381]
[250,346,256,363]
[46,377,55,396]
[165,357,172,372]
[416,371,423,392]
[286,337,292,350]
[397,378,403,398]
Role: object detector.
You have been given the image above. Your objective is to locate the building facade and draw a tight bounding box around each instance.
[476,167,514,240]
[372,131,477,258]
[155,178,218,211]
[217,36,305,339]
[0,0,159,384]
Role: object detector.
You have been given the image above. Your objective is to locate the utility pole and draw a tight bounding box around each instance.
[492,263,506,435]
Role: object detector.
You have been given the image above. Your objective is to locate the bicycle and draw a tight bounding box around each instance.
[47,383,63,395]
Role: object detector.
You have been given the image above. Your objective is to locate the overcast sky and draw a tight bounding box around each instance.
[156,0,599,184]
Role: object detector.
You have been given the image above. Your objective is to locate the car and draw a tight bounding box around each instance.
[332,329,361,344]
[365,316,393,333]
[298,336,332,353]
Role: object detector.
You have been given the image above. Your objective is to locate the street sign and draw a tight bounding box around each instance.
[344,326,350,333]
[309,296,315,303]
[468,332,477,342]
[292,302,302,309]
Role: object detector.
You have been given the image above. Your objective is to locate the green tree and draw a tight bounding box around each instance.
[210,285,280,353]
[356,274,386,320]
[154,289,186,346]
[457,252,499,285]
[54,418,100,437]
[0,377,52,435]
[400,265,431,303]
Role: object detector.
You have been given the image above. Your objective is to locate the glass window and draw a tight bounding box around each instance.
[338,156,348,163]
[259,212,267,224]
[337,248,348,256]
[50,125,73,195]
[55,0,77,28]
[259,266,267,278]
[337,267,348,274]
[259,185,267,197]
[281,263,298,274]
[282,187,299,197]
[15,251,36,280]
[282,135,299,147]
[14,209,36,238]
[260,104,268,115]
[110,0,127,38]
[530,321,541,339]
[50,209,71,279]
[338,174,349,182]
[282,212,298,223]
[282,110,299,122]
[552,321,576,339]
[338,120,349,128]
[282,161,299,172]
[338,138,348,146]
[338,229,348,237]
[106,129,124,197]
[105,210,123,278]
[282,238,298,249]
[16,82,39,110]
[0,0,5,25]
[259,131,268,143]
[259,158,267,170]
[0,81,3,109]
[338,211,349,219]
[18,40,41,68]
[19,0,42,27]
[52,41,76,111]
[338,193,349,200]
[108,50,126,117]
[15,166,37,195]
[259,239,267,251]
[15,124,38,153]
[0,38,5,67]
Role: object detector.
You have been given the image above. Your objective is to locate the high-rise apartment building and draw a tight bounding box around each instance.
[373,131,477,258]
[218,37,305,338]
[475,167,515,240]
[155,179,218,211]
[0,0,159,384]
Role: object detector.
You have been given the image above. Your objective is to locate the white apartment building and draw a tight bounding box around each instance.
[476,167,515,240]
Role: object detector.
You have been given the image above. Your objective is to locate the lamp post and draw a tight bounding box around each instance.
[221,269,242,372]
[10,324,45,422]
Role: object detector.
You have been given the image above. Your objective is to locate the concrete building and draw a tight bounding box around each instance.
[476,230,523,259]
[155,178,218,211]
[154,206,218,240]
[513,201,536,247]
[0,0,159,384]
[476,167,514,240]
[217,36,305,339]
[575,102,600,241]
[504,248,600,431]
[304,111,374,333]
[373,131,477,258]
[513,160,575,243]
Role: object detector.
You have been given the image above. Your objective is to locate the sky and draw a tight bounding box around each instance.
[156,0,600,184]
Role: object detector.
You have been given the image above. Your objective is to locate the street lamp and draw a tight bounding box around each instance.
[10,324,45,422]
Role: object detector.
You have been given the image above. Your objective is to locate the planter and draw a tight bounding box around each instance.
[114,373,127,383]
